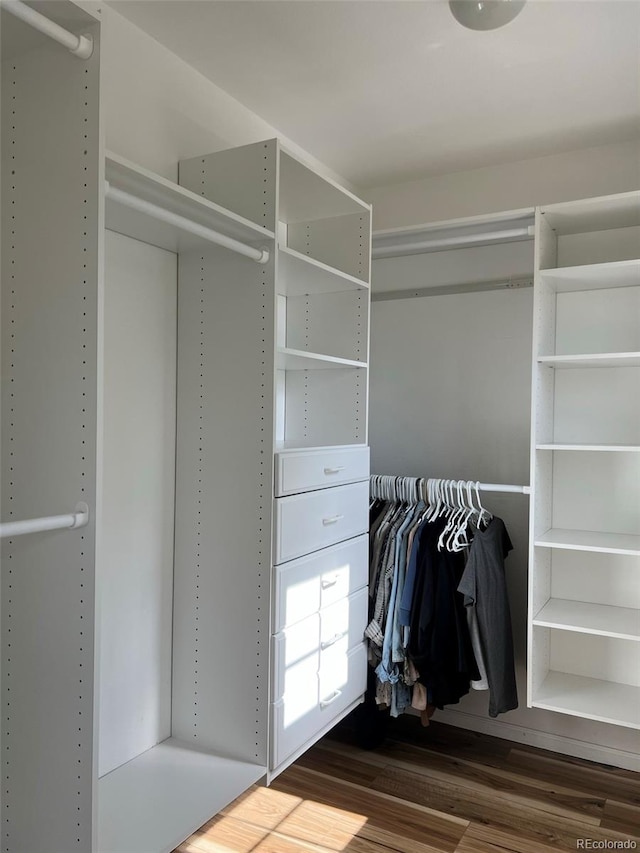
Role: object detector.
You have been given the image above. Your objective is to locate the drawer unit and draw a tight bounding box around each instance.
[271,586,368,701]
[270,643,367,770]
[273,480,369,564]
[275,446,370,497]
[272,534,368,632]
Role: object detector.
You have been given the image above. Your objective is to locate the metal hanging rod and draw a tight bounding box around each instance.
[372,276,533,302]
[0,503,89,539]
[3,0,93,59]
[105,182,270,264]
[372,226,534,260]
[370,475,530,501]
[477,482,530,494]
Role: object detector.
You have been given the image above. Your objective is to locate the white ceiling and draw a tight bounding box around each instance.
[108,0,640,188]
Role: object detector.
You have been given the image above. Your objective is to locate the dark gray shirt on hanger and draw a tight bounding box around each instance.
[457,517,518,717]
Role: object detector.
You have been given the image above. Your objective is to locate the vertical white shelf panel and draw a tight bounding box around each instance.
[1,6,102,852]
[528,191,640,728]
[173,245,275,762]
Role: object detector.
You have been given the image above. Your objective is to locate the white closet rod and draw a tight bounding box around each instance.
[0,503,89,539]
[478,482,530,495]
[372,476,530,496]
[2,0,93,59]
[105,182,270,264]
[372,226,534,259]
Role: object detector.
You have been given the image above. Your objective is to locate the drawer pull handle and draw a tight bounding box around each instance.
[320,689,342,709]
[321,576,339,589]
[322,515,344,526]
[321,632,346,650]
[324,466,346,475]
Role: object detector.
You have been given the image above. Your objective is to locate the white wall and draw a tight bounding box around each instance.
[97,4,352,188]
[367,139,640,229]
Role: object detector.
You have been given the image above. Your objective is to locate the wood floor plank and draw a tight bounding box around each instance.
[308,739,604,823]
[455,823,565,853]
[505,749,640,807]
[371,764,636,851]
[272,763,468,853]
[369,717,513,768]
[218,785,304,831]
[294,744,382,786]
[175,815,271,853]
[600,800,640,836]
[179,811,398,853]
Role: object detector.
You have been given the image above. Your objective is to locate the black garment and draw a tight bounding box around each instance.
[457,517,518,717]
[408,518,480,707]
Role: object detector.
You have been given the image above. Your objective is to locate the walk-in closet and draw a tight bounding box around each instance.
[1,1,638,852]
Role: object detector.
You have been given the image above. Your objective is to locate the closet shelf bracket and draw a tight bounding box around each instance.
[2,0,94,59]
[104,182,270,264]
[0,502,89,539]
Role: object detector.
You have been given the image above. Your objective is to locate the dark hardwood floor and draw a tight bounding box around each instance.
[176,717,640,853]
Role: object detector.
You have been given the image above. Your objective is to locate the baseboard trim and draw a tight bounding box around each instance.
[424,708,640,772]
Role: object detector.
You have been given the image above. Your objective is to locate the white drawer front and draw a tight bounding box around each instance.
[275,446,370,496]
[272,587,368,702]
[274,480,369,564]
[273,534,368,632]
[270,643,367,770]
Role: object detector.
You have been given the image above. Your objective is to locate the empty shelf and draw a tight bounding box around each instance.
[536,444,640,452]
[539,192,640,236]
[533,671,640,729]
[98,738,265,853]
[535,529,640,556]
[538,259,639,292]
[278,245,369,295]
[279,150,370,223]
[538,353,640,369]
[277,347,367,371]
[533,599,640,641]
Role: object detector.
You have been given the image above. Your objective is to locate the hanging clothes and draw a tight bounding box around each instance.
[405,516,479,708]
[366,478,518,720]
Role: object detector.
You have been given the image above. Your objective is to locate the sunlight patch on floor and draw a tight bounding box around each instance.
[178,784,369,853]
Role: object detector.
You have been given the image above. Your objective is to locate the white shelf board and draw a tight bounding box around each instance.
[105,153,275,253]
[279,149,370,223]
[539,192,640,236]
[536,444,640,452]
[535,529,640,556]
[533,599,640,641]
[274,438,369,452]
[278,245,369,295]
[98,738,265,853]
[533,671,640,729]
[538,353,640,369]
[274,441,368,454]
[538,259,640,290]
[276,347,367,371]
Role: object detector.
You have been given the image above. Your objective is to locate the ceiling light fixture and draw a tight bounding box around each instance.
[449,0,526,31]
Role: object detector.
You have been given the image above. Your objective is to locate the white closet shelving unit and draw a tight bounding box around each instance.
[99,153,276,853]
[528,190,640,731]
[180,139,371,452]
[180,139,372,777]
[2,7,357,851]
